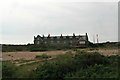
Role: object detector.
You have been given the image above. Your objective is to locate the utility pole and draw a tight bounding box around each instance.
[96,34,99,43]
[93,34,95,44]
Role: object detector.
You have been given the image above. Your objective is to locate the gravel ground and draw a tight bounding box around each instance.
[2,48,119,61]
[2,50,66,60]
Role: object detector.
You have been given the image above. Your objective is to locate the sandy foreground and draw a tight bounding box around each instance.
[1,51,66,60]
[1,49,119,61]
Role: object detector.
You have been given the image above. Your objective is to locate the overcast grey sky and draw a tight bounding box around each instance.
[0,0,118,44]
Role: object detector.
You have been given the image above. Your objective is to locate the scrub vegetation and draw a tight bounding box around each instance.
[2,50,119,79]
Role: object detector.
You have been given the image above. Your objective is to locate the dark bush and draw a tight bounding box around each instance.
[30,51,118,79]
[30,48,47,52]
[74,51,110,68]
[34,53,75,79]
[2,62,17,78]
[35,54,51,59]
[65,64,118,78]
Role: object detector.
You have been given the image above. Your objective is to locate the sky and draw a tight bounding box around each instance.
[0,0,119,44]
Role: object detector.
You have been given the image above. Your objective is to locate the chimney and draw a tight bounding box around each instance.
[93,34,95,44]
[34,36,36,39]
[86,33,88,41]
[48,34,50,37]
[85,33,87,36]
[96,34,99,43]
[42,35,44,37]
[73,33,75,36]
[73,33,75,38]
[60,34,63,38]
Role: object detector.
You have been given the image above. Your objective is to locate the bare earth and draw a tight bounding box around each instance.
[2,51,66,61]
[1,48,119,61]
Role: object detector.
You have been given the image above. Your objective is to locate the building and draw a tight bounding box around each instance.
[34,33,89,48]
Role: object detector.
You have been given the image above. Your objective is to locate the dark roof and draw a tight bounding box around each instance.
[35,35,87,40]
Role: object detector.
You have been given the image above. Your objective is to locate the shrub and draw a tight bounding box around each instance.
[33,51,118,79]
[65,64,118,78]
[2,61,17,78]
[34,53,75,79]
[74,51,110,68]
[35,54,51,59]
[30,48,47,52]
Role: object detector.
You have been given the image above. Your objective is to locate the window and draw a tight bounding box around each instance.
[70,40,72,43]
[64,41,66,44]
[37,41,40,44]
[79,41,85,44]
[51,40,53,43]
[63,36,66,39]
[37,38,40,40]
[76,36,79,38]
[82,36,86,40]
[44,37,47,39]
[57,37,60,39]
[44,41,47,44]
[51,37,53,39]
[57,41,60,43]
[70,36,72,39]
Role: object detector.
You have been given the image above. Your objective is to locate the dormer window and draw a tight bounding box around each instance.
[57,41,60,43]
[57,37,60,39]
[70,36,72,39]
[70,40,72,43]
[64,41,66,43]
[51,40,53,43]
[37,38,40,40]
[76,36,79,38]
[79,41,85,44]
[44,37,47,39]
[37,41,40,44]
[44,41,47,44]
[63,36,66,39]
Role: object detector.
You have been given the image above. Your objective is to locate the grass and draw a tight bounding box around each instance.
[2,56,55,78]
[14,62,42,78]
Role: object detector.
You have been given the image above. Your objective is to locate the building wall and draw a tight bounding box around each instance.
[34,33,89,48]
